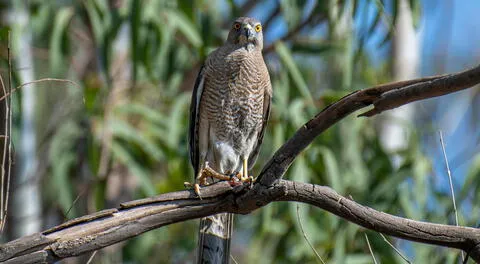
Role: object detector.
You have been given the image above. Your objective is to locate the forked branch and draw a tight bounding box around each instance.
[1,63,480,263]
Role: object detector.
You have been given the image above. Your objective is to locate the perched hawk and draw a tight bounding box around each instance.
[188,17,272,263]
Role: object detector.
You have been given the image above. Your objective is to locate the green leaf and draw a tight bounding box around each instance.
[165,93,190,147]
[48,121,82,216]
[110,118,164,161]
[50,7,73,76]
[345,254,375,264]
[291,40,340,55]
[318,146,343,193]
[165,10,202,48]
[460,153,480,202]
[111,141,156,196]
[275,41,314,103]
[84,1,104,45]
[116,103,170,127]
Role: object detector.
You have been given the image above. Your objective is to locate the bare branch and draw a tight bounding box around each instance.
[364,233,378,264]
[3,180,480,263]
[379,234,412,264]
[1,63,480,263]
[359,64,480,117]
[256,63,480,187]
[0,32,12,233]
[296,204,326,264]
[439,130,463,262]
[0,78,81,102]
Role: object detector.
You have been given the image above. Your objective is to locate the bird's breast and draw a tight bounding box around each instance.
[202,56,265,143]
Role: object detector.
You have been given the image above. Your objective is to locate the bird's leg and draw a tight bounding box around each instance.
[184,162,209,198]
[185,163,236,198]
[241,157,254,184]
[201,165,232,182]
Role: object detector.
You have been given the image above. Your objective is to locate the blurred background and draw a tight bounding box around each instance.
[0,0,479,263]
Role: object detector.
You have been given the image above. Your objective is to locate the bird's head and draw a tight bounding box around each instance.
[226,17,263,51]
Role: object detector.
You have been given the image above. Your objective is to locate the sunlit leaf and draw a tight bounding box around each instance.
[165,10,202,48]
[110,141,156,196]
[110,118,164,161]
[50,7,73,75]
[275,41,314,103]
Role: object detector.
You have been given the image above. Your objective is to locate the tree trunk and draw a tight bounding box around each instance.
[9,2,41,239]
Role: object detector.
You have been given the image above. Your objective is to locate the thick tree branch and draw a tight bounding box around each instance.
[3,179,480,263]
[256,63,480,187]
[279,181,480,255]
[1,63,480,263]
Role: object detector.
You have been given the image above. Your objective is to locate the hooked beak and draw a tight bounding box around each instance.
[239,24,255,42]
[244,25,254,39]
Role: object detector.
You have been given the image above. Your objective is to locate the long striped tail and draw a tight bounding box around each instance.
[196,212,233,264]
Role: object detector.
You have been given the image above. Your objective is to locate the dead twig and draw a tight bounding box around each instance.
[296,204,326,264]
[85,250,97,264]
[439,130,463,261]
[0,32,12,233]
[0,62,7,233]
[2,63,480,263]
[0,78,81,102]
[379,234,412,263]
[364,233,378,264]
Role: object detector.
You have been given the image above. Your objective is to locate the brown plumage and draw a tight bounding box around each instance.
[188,17,272,263]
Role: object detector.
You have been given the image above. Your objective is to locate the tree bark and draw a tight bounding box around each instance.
[1,63,480,263]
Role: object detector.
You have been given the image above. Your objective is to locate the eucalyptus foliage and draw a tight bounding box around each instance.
[2,0,478,263]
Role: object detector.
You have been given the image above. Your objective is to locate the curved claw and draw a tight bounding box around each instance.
[194,183,202,200]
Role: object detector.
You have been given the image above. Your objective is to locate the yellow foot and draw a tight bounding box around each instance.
[240,157,254,185]
[188,164,237,199]
[194,183,202,199]
[184,181,203,199]
[240,176,254,187]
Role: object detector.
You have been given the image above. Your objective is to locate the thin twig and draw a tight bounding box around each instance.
[364,233,378,264]
[379,234,412,263]
[85,250,97,264]
[296,204,326,264]
[0,78,81,102]
[2,63,480,262]
[64,187,87,221]
[439,130,464,261]
[3,31,13,233]
[0,32,12,233]
[230,254,239,264]
[463,250,471,264]
[0,67,6,232]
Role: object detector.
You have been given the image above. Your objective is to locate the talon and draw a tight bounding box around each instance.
[228,173,238,181]
[194,183,202,200]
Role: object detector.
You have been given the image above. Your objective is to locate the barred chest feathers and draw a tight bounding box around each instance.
[203,49,267,140]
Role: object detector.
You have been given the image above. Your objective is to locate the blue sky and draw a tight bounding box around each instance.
[241,0,480,214]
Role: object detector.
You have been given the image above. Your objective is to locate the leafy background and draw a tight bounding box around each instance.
[0,0,479,263]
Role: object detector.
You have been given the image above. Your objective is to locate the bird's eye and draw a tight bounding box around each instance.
[233,23,241,30]
[255,24,262,32]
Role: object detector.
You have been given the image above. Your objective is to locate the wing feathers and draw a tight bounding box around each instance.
[248,85,272,170]
[188,65,205,177]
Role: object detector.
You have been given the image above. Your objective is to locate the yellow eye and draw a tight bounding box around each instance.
[255,24,262,32]
[233,23,241,30]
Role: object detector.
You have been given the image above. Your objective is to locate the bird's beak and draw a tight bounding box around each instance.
[242,24,255,40]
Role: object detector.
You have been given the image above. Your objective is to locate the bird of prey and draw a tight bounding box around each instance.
[188,17,272,263]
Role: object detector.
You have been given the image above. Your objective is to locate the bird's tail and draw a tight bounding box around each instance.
[196,212,234,264]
